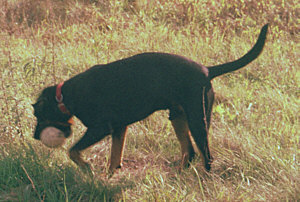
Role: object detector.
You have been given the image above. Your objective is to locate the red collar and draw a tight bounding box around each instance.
[55,82,72,116]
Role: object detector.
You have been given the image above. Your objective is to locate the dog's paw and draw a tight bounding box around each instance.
[69,150,94,176]
[81,162,94,175]
[107,164,122,178]
[204,160,213,172]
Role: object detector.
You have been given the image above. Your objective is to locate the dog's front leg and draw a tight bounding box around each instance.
[109,126,127,172]
[69,126,111,172]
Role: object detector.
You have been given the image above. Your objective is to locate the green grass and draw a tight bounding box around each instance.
[0,0,299,201]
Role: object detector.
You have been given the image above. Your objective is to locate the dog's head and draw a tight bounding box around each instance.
[32,86,72,141]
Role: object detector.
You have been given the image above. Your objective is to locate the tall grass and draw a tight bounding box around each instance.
[0,0,299,201]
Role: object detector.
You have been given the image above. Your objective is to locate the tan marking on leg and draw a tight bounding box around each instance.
[109,127,127,172]
[171,116,194,170]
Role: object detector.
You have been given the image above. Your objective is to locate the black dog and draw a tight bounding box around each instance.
[33,24,268,173]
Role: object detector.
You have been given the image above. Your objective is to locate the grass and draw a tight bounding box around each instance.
[0,0,299,201]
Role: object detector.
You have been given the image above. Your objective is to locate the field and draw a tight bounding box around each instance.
[0,0,299,201]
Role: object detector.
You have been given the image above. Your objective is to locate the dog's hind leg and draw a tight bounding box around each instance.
[184,88,213,171]
[204,86,214,131]
[170,106,195,169]
[109,126,127,172]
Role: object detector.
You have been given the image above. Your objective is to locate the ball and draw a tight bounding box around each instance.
[40,127,66,148]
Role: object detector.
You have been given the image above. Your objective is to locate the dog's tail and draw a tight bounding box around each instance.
[208,24,268,80]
